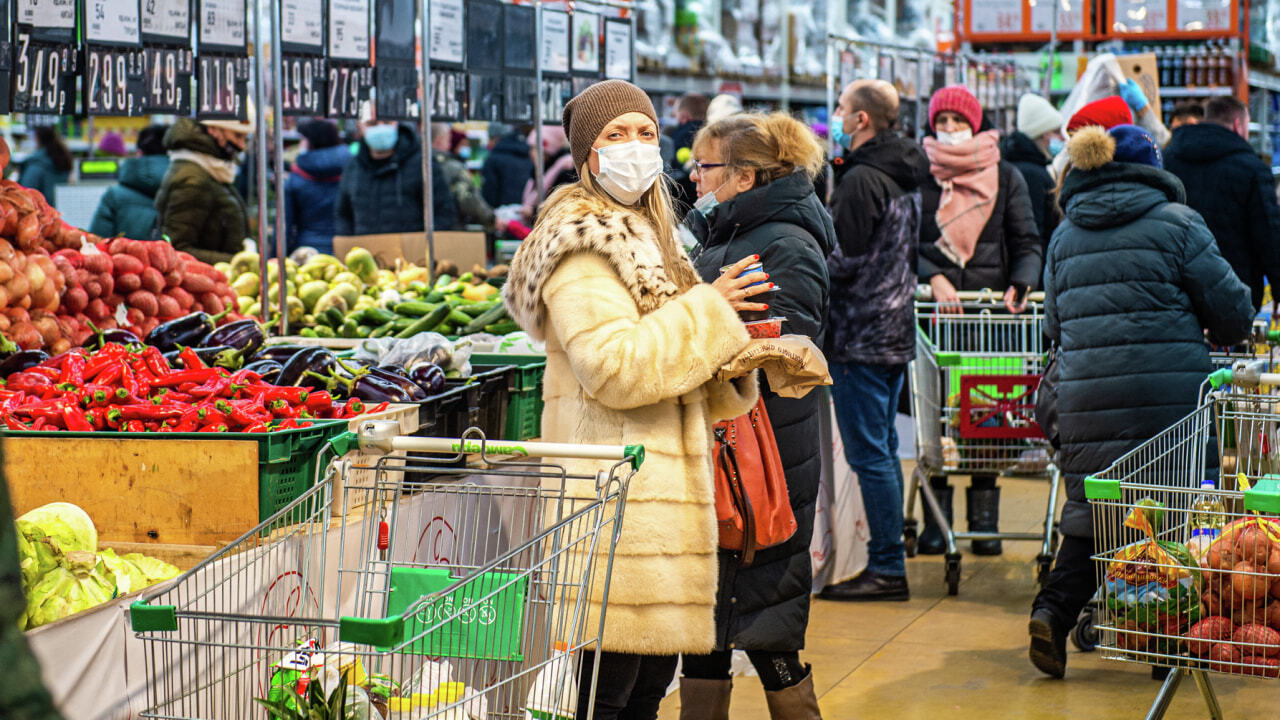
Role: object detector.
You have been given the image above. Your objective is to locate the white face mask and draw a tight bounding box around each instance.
[936,128,974,146]
[693,179,729,217]
[594,140,664,205]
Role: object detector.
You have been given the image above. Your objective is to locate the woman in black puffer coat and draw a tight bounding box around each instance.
[1028,124,1253,679]
[682,113,834,720]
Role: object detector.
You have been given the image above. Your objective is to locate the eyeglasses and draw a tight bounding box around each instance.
[692,161,726,174]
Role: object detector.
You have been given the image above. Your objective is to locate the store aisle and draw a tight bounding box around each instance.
[659,471,1275,719]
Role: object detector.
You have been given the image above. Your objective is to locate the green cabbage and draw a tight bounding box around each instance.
[97,549,150,594]
[121,553,180,584]
[22,550,117,630]
[16,502,97,594]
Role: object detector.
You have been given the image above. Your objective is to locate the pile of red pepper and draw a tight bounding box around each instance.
[0,342,386,433]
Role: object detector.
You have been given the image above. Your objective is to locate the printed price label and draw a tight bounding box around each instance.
[540,78,570,123]
[429,68,466,121]
[281,0,322,52]
[326,63,372,118]
[1176,0,1232,32]
[428,0,463,65]
[143,46,193,113]
[199,0,246,52]
[1030,0,1086,34]
[17,0,75,32]
[85,46,146,115]
[1112,0,1169,32]
[969,0,1022,34]
[13,34,76,114]
[327,0,368,62]
[85,0,141,45]
[197,53,249,118]
[281,55,325,115]
[142,0,189,43]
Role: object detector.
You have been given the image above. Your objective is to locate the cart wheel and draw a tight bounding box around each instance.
[1071,607,1098,652]
[904,521,918,558]
[944,553,961,596]
[1036,553,1054,587]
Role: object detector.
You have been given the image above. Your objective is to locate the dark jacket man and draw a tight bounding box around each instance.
[827,131,927,365]
[1000,130,1060,258]
[1164,122,1280,310]
[334,125,456,236]
[285,144,350,255]
[689,170,835,651]
[89,154,169,240]
[154,118,249,264]
[480,132,534,208]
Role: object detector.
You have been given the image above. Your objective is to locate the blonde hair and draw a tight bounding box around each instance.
[692,112,826,185]
[540,160,699,291]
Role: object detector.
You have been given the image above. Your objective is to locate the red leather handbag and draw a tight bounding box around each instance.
[713,398,797,566]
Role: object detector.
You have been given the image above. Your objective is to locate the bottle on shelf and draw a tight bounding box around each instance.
[1187,479,1226,563]
[1158,46,1173,87]
[1172,45,1186,87]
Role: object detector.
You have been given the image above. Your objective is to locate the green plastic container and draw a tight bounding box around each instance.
[472,353,546,440]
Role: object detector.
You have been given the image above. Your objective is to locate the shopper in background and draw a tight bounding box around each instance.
[17,127,72,208]
[1168,102,1204,130]
[334,109,456,236]
[283,118,347,256]
[504,79,763,720]
[707,94,744,124]
[667,93,708,203]
[1001,94,1065,257]
[1050,96,1134,181]
[519,126,576,223]
[818,79,927,602]
[430,123,494,231]
[1030,124,1252,678]
[154,117,251,264]
[682,112,833,719]
[481,125,535,208]
[1163,95,1280,312]
[95,131,128,158]
[917,85,1042,557]
[89,124,170,240]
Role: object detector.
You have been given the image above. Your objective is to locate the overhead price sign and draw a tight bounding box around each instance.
[963,0,1092,40]
[374,0,417,120]
[144,46,193,113]
[466,0,502,121]
[326,0,370,119]
[13,33,77,114]
[502,3,535,123]
[198,0,246,53]
[280,0,325,116]
[83,0,146,116]
[0,0,12,113]
[539,9,570,124]
[197,0,248,120]
[17,0,75,43]
[142,0,190,44]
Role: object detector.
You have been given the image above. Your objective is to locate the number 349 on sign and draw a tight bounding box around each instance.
[14,34,76,115]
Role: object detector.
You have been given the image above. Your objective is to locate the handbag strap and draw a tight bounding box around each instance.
[716,423,758,567]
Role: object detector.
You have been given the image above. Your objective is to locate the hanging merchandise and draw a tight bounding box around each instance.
[727,0,764,76]
[636,0,681,71]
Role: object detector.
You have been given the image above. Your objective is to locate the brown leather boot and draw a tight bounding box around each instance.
[764,668,822,720]
[678,677,732,720]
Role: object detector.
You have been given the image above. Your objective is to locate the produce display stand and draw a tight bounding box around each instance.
[1084,369,1280,719]
[473,353,548,441]
[128,422,642,720]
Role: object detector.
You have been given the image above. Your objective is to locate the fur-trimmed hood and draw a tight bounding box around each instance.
[504,185,699,340]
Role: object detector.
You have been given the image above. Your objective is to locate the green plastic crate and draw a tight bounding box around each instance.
[472,353,546,440]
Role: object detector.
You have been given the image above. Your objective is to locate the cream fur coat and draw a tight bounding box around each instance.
[504,186,757,655]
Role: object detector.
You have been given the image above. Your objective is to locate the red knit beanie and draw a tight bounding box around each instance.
[1066,95,1134,133]
[928,85,983,132]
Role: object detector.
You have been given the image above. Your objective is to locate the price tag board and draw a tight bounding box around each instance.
[0,0,11,113]
[571,10,599,76]
[1111,0,1169,33]
[17,0,76,43]
[466,0,502,72]
[428,0,464,67]
[281,55,324,116]
[198,0,247,54]
[374,60,418,120]
[85,0,142,47]
[503,75,535,123]
[143,46,192,113]
[603,18,632,81]
[1175,0,1234,33]
[1030,0,1087,34]
[328,0,368,62]
[540,77,570,123]
[469,72,502,122]
[196,53,249,118]
[142,0,190,44]
[325,63,371,118]
[281,0,323,55]
[13,34,76,114]
[374,0,415,63]
[429,68,466,121]
[541,9,569,76]
[969,0,1022,35]
[84,46,146,115]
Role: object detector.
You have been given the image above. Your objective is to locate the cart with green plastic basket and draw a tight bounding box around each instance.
[1084,366,1280,719]
[128,421,643,719]
[906,288,1061,594]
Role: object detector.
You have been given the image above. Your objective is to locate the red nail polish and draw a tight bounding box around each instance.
[763,305,770,310]
[764,273,770,280]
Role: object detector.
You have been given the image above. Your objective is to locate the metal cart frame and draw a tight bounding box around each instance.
[906,289,1060,594]
[128,422,643,720]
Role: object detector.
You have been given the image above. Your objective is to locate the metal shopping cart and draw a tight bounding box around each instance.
[906,288,1060,594]
[1085,368,1280,719]
[128,421,642,719]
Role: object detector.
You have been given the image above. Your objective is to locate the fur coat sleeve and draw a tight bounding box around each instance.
[542,251,754,411]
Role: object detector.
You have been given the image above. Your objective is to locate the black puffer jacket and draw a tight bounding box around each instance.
[480,132,535,208]
[688,170,836,652]
[1046,161,1253,538]
[1163,122,1280,311]
[1000,131,1060,260]
[919,160,1043,292]
[826,131,927,366]
[334,125,456,235]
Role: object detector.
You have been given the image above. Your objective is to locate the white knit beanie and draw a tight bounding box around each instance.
[1017,94,1064,139]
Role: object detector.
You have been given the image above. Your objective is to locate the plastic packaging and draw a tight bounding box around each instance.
[355,333,472,376]
[524,641,578,720]
[1188,479,1226,563]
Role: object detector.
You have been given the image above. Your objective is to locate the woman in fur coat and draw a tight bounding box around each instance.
[504,80,768,720]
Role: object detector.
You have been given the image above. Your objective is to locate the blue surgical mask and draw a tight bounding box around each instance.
[364,124,399,153]
[831,114,852,150]
[1048,138,1065,157]
[694,180,729,217]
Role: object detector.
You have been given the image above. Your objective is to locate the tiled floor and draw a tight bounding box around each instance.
[657,472,1277,719]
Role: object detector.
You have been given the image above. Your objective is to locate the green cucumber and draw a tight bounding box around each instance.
[370,320,397,338]
[393,301,438,317]
[424,290,445,303]
[459,301,496,317]
[484,320,520,335]
[359,307,398,326]
[313,325,336,339]
[300,327,317,338]
[339,319,361,339]
[433,274,453,289]
[447,308,474,326]
[395,303,452,339]
[462,303,509,335]
[393,317,417,330]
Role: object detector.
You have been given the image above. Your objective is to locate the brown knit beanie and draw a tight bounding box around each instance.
[562,79,659,170]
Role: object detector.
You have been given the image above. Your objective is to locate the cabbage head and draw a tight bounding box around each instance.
[22,550,117,629]
[98,549,150,594]
[121,553,181,584]
[17,502,98,556]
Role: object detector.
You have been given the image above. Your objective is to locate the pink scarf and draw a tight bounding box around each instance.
[923,129,1001,268]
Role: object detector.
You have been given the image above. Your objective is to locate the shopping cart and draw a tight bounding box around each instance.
[906,288,1060,594]
[128,421,642,719]
[1085,368,1280,719]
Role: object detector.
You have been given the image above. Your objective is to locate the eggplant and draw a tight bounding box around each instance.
[241,359,284,384]
[82,320,143,352]
[145,307,231,352]
[326,371,418,404]
[252,344,311,364]
[0,349,50,377]
[408,363,446,396]
[368,366,427,400]
[202,319,264,358]
[278,347,338,387]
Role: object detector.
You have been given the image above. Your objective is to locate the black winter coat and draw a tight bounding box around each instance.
[1000,131,1060,261]
[1046,162,1253,538]
[919,160,1043,292]
[481,133,535,208]
[827,131,928,366]
[334,126,456,236]
[1163,123,1280,311]
[688,170,836,652]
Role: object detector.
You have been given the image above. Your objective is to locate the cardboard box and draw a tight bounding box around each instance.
[1120,53,1163,125]
[431,231,488,273]
[331,231,488,272]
